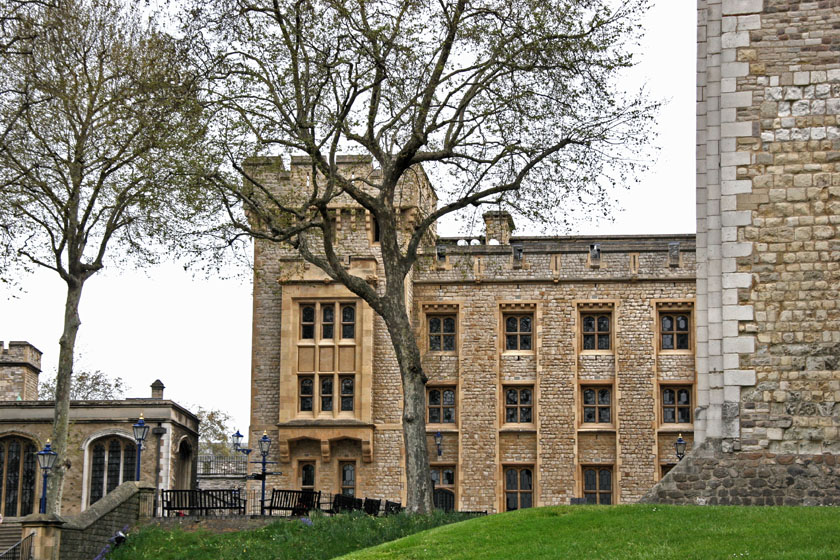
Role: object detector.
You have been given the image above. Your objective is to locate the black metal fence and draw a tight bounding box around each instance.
[197,455,248,476]
[0,532,34,560]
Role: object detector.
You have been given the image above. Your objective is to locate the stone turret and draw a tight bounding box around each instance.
[483,211,515,245]
[0,341,42,401]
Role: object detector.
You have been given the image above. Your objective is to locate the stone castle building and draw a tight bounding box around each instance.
[0,341,198,519]
[644,0,840,505]
[246,156,697,512]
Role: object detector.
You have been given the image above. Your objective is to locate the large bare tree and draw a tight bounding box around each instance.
[190,0,656,513]
[0,0,217,513]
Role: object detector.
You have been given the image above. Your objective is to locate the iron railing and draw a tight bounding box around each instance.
[197,455,248,476]
[0,532,34,560]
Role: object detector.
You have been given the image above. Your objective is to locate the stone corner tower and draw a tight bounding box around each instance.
[0,340,43,401]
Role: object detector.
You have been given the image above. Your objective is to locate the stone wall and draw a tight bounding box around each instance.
[641,439,840,506]
[59,482,154,560]
[645,0,840,506]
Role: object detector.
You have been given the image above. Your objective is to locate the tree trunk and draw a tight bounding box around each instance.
[386,306,434,514]
[47,278,84,514]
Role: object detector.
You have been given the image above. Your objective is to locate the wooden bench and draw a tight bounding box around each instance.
[161,489,245,517]
[383,500,402,515]
[363,498,381,516]
[326,493,363,514]
[265,489,321,516]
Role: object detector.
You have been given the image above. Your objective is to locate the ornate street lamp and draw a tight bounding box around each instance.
[232,430,278,516]
[434,431,443,457]
[133,414,150,481]
[36,440,58,514]
[675,433,687,461]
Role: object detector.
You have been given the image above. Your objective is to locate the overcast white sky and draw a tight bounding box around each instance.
[1,1,696,440]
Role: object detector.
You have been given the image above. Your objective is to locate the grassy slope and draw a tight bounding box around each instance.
[106,511,475,560]
[341,505,840,560]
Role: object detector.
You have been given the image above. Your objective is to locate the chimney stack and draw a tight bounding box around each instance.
[483,211,515,245]
[150,379,165,399]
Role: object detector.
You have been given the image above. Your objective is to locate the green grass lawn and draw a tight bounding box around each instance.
[340,505,840,560]
[106,511,476,560]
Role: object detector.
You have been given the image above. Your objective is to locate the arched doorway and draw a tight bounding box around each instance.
[0,437,38,517]
[175,439,193,490]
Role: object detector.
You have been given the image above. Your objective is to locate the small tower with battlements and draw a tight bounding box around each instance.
[0,341,42,401]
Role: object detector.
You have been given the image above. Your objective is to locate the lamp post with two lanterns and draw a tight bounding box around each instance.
[232,430,277,516]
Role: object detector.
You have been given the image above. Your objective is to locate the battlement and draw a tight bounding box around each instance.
[0,340,42,370]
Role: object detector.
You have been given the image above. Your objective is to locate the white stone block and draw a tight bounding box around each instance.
[722,91,752,108]
[761,131,774,142]
[721,62,749,78]
[827,99,840,114]
[722,121,752,138]
[723,320,739,337]
[794,71,810,85]
[816,84,831,98]
[724,386,742,403]
[765,87,782,101]
[723,353,740,369]
[721,77,737,93]
[811,127,826,140]
[722,31,750,48]
[828,127,840,140]
[723,304,754,320]
[737,14,761,30]
[784,87,803,100]
[722,210,752,227]
[722,241,752,257]
[724,369,756,386]
[721,151,750,166]
[770,76,779,86]
[722,272,752,288]
[812,100,826,115]
[791,100,810,116]
[722,0,763,14]
[829,69,840,83]
[723,336,756,354]
[722,180,753,194]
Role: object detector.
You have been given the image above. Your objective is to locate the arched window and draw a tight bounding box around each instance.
[0,437,37,517]
[89,436,135,506]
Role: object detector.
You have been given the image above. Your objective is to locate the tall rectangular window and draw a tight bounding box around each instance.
[300,462,316,491]
[428,315,456,352]
[504,466,533,511]
[504,386,533,423]
[427,387,456,424]
[581,313,611,351]
[583,466,612,504]
[504,314,533,351]
[660,312,691,350]
[339,462,356,496]
[296,301,357,418]
[662,386,692,424]
[581,386,612,424]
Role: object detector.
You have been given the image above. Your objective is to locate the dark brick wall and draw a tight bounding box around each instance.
[641,439,840,506]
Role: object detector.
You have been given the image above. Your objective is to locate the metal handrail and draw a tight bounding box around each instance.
[0,532,34,560]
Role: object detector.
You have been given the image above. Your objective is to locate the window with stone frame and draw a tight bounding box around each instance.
[0,437,37,517]
[581,386,612,425]
[662,386,692,424]
[427,386,456,424]
[660,312,691,350]
[504,466,533,511]
[428,314,457,352]
[581,312,611,351]
[300,462,316,491]
[430,465,456,491]
[88,436,136,506]
[504,386,534,423]
[582,465,612,504]
[296,301,357,417]
[339,461,356,496]
[504,314,533,351]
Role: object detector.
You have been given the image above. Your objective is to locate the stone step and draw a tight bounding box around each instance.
[0,523,23,554]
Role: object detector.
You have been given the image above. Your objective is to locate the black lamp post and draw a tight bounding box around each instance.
[434,431,443,457]
[36,440,58,514]
[233,430,276,516]
[675,433,687,461]
[133,414,150,481]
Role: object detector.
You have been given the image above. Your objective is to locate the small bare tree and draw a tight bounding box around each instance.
[0,0,218,513]
[190,0,656,513]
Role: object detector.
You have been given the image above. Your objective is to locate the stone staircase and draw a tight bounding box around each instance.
[0,522,24,556]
